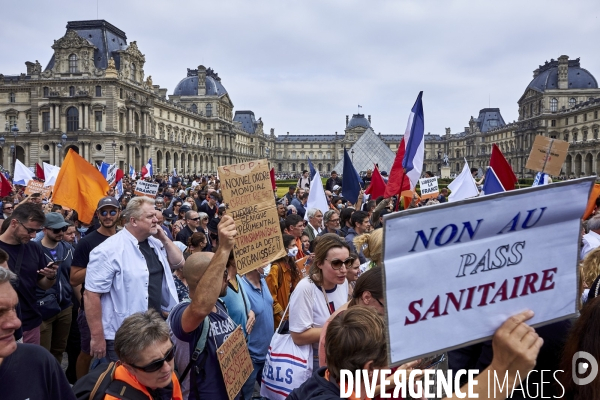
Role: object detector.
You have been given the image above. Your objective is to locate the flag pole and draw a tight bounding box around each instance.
[395,169,407,212]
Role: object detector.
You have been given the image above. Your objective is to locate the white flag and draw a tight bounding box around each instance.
[448,159,479,202]
[305,169,329,220]
[13,160,34,186]
[43,162,60,187]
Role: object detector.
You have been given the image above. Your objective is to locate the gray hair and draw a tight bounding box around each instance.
[114,309,171,365]
[589,215,600,232]
[155,197,165,203]
[0,267,17,284]
[123,196,155,222]
[323,209,339,223]
[306,208,322,219]
[287,205,297,212]
[198,212,208,221]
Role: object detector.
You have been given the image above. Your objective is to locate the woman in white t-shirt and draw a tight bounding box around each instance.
[289,233,351,369]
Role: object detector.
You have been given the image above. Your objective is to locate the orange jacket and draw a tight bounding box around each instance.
[266,258,301,330]
[104,364,183,400]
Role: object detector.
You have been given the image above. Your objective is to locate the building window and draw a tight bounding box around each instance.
[278,163,282,172]
[69,86,75,97]
[291,163,296,172]
[596,111,599,119]
[119,113,125,132]
[42,112,50,131]
[69,54,78,73]
[119,88,123,99]
[206,138,211,147]
[130,63,136,81]
[66,107,79,132]
[551,119,556,127]
[43,87,49,98]
[95,111,102,131]
[584,113,588,122]
[569,98,576,108]
[95,86,102,97]
[564,134,569,142]
[565,117,569,125]
[134,113,140,134]
[574,116,578,124]
[550,98,558,112]
[206,104,212,117]
[207,123,211,129]
[9,92,15,103]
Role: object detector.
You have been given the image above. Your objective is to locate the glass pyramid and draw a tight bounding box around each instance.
[333,128,398,174]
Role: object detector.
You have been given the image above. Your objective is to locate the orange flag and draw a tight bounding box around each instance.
[52,149,110,224]
[583,183,600,220]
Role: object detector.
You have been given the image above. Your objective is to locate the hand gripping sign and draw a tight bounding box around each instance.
[382,177,593,365]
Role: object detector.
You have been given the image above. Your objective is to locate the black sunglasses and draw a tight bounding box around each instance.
[99,209,118,217]
[375,298,385,308]
[18,220,43,234]
[326,257,356,270]
[3,206,13,210]
[190,217,201,221]
[130,344,176,373]
[51,226,69,234]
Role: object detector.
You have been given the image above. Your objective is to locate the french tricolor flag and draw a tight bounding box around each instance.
[482,144,517,195]
[129,165,136,179]
[141,158,153,178]
[402,91,425,189]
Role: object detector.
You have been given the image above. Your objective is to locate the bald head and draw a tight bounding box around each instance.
[184,252,215,293]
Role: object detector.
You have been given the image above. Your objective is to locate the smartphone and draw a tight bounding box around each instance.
[415,354,445,369]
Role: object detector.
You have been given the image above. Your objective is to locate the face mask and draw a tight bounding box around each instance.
[262,263,271,278]
[337,204,344,210]
[77,226,89,233]
[288,246,298,258]
[163,220,171,226]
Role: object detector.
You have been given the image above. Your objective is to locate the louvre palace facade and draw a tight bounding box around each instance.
[1,19,599,180]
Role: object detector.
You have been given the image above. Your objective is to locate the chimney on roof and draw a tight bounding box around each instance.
[445,127,451,136]
[197,65,206,96]
[558,55,569,90]
[346,115,349,126]
[270,128,274,137]
[286,131,289,135]
[533,68,540,78]
[368,115,371,123]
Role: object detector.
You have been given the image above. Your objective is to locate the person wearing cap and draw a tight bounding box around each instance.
[37,212,75,363]
[199,192,219,220]
[332,185,342,197]
[380,171,389,183]
[325,171,342,192]
[85,196,182,362]
[69,196,121,378]
[160,209,176,240]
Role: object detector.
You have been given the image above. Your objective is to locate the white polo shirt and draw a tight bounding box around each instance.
[86,227,179,340]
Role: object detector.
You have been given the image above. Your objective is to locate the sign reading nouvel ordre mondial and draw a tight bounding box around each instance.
[218,160,286,274]
[382,177,593,365]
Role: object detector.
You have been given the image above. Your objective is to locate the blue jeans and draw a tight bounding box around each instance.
[241,360,265,400]
[90,340,119,370]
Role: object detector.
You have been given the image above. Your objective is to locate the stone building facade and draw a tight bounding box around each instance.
[0,20,267,174]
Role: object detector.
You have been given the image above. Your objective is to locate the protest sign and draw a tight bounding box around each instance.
[24,180,53,199]
[106,163,117,186]
[217,325,253,400]
[525,135,569,176]
[382,177,594,366]
[418,177,439,199]
[133,180,159,197]
[218,160,286,274]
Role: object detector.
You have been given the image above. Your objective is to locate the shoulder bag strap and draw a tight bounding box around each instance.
[318,283,334,316]
[237,276,250,317]
[179,314,210,383]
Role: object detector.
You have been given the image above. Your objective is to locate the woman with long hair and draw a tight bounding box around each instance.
[265,234,301,329]
[580,247,600,305]
[289,233,350,369]
[353,228,383,271]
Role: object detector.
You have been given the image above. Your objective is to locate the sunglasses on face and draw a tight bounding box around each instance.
[3,206,13,211]
[51,226,69,234]
[326,257,356,270]
[130,344,176,373]
[375,298,385,308]
[18,220,43,234]
[190,217,201,221]
[100,209,118,217]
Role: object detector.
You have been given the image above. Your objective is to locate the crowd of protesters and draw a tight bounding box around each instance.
[1,167,597,400]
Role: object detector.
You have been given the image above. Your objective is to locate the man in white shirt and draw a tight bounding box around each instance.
[582,215,600,260]
[303,208,323,242]
[84,196,184,362]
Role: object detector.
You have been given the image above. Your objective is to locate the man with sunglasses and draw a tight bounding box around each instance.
[0,203,58,345]
[70,196,121,378]
[175,210,200,245]
[2,202,14,220]
[37,212,75,363]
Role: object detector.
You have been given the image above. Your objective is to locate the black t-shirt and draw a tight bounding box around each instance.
[0,240,48,331]
[199,203,216,220]
[71,230,111,310]
[0,343,77,400]
[138,239,164,313]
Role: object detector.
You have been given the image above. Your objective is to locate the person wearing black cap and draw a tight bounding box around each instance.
[199,192,219,220]
[69,196,121,379]
[160,209,176,240]
[38,212,75,364]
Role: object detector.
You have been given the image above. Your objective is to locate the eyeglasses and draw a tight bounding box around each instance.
[51,226,69,234]
[99,209,118,217]
[202,217,208,221]
[326,257,356,270]
[375,298,385,308]
[18,220,43,234]
[130,344,176,373]
[190,217,201,221]
[3,206,13,211]
[328,218,340,223]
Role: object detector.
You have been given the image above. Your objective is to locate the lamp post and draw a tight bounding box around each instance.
[112,140,117,164]
[10,124,18,173]
[57,133,67,165]
[351,149,355,163]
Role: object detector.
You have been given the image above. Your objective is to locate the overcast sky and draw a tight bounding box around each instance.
[2,0,600,139]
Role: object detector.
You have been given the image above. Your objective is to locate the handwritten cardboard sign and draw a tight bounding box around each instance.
[382,177,594,365]
[24,180,53,199]
[133,180,159,198]
[217,325,253,400]
[418,177,439,199]
[218,160,286,274]
[106,163,117,186]
[525,135,570,176]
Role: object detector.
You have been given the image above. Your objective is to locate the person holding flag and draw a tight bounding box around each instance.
[141,158,153,179]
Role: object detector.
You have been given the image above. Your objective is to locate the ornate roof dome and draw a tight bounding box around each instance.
[173,67,227,96]
[527,57,598,91]
[347,113,371,129]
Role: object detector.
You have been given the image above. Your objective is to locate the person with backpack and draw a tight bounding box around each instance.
[167,215,239,400]
[73,309,183,400]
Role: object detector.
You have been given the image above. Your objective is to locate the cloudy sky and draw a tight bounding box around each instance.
[2,0,599,139]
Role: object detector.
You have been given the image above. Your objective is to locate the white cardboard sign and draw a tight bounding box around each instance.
[418,177,439,199]
[134,180,159,198]
[382,177,593,365]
